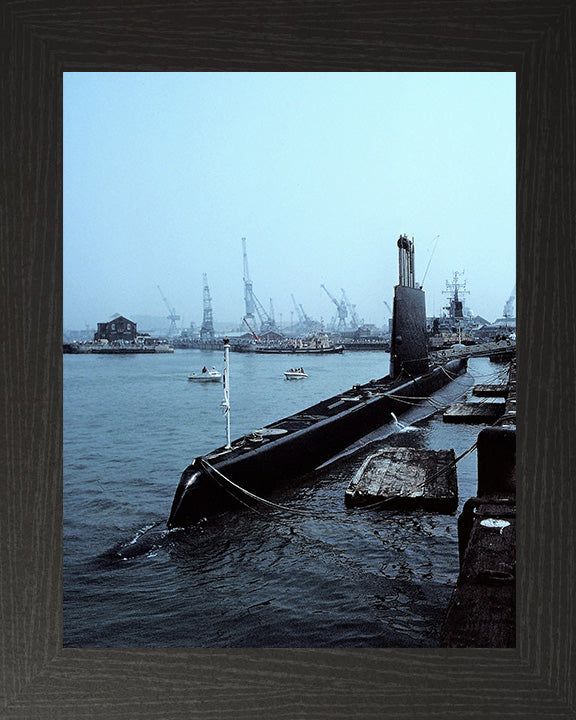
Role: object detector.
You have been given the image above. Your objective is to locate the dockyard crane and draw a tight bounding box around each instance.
[252,292,277,333]
[242,237,256,322]
[503,284,516,318]
[291,294,305,327]
[299,303,316,332]
[291,293,317,334]
[321,284,348,331]
[157,285,181,337]
[383,301,393,332]
[341,289,361,328]
[241,237,277,333]
[243,317,261,341]
[269,299,276,324]
[199,273,215,342]
[268,298,280,332]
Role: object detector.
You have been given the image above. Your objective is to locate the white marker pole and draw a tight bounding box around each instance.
[223,337,231,448]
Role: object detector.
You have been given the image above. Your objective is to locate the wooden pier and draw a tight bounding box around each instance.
[444,363,514,424]
[443,401,505,424]
[497,361,517,425]
[440,426,516,647]
[472,384,508,397]
[344,447,458,512]
[441,500,515,647]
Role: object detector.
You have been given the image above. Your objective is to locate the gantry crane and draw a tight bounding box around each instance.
[321,284,348,331]
[157,285,180,337]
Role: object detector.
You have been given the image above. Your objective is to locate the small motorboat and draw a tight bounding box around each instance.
[284,369,308,380]
[188,368,222,382]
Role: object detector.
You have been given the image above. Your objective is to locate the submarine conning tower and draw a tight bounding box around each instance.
[389,234,429,379]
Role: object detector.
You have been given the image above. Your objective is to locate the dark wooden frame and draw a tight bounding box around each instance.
[1,1,574,717]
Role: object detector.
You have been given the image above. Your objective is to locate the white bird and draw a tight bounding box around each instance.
[391,412,405,428]
[391,412,415,432]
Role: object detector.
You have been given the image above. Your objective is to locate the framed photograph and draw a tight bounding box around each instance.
[2,2,573,717]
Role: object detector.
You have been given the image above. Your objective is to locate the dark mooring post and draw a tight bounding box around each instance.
[389,234,429,379]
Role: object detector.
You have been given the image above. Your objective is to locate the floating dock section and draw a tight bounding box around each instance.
[443,401,505,424]
[344,447,458,512]
[443,371,515,424]
[471,384,508,398]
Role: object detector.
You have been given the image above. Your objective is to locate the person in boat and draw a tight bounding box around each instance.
[202,366,207,373]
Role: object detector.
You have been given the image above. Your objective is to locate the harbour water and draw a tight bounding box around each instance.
[63,349,509,647]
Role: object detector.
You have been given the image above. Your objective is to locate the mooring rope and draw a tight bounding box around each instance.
[193,356,514,523]
[199,429,481,520]
[387,393,451,410]
[384,395,439,408]
[200,458,330,519]
[438,363,465,381]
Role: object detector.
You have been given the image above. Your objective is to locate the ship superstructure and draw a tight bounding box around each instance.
[442,271,469,326]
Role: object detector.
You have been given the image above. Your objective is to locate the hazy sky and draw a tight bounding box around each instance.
[64,72,515,331]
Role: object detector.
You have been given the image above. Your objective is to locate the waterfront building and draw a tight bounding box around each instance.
[94,315,137,343]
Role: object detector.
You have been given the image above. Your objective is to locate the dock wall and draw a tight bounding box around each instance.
[441,425,516,647]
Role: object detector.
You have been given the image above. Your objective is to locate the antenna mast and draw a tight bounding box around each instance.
[442,270,469,321]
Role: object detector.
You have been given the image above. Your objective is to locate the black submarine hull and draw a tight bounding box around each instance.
[167,357,467,528]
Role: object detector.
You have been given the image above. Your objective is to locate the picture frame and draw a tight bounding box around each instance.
[2,1,573,716]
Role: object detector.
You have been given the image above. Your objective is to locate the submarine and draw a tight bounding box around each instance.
[167,235,468,528]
